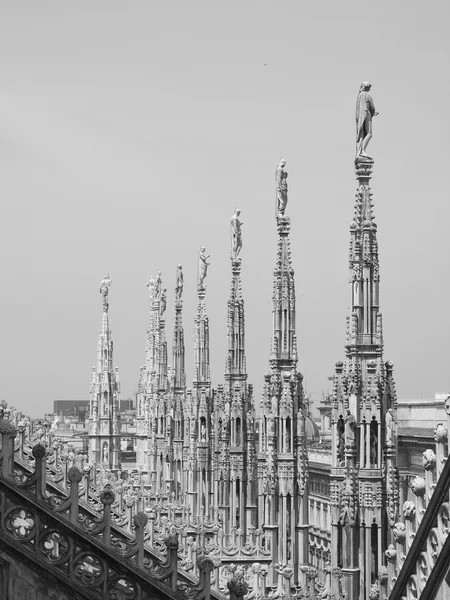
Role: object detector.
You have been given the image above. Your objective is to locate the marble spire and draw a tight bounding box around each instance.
[88,275,121,470]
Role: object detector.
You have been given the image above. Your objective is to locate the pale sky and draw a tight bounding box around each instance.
[1,1,449,417]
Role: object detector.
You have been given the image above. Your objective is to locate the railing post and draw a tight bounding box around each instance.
[124,494,136,533]
[32,443,47,500]
[100,487,115,546]
[17,422,26,459]
[133,511,148,569]
[197,554,215,600]
[60,452,69,491]
[83,465,91,502]
[164,530,179,592]
[67,466,82,524]
[0,419,17,478]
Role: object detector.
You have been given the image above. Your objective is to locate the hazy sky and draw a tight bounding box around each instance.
[1,1,449,417]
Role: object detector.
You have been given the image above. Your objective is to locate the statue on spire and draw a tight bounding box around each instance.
[160,287,167,316]
[230,208,243,259]
[175,264,184,300]
[99,274,112,310]
[276,159,288,217]
[197,246,210,289]
[154,271,162,300]
[146,275,156,301]
[356,81,379,160]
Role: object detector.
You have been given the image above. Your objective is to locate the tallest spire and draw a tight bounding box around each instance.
[330,85,399,600]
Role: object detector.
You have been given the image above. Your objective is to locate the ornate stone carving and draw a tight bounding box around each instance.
[422,449,437,471]
[275,159,288,216]
[356,81,378,159]
[99,273,112,310]
[197,246,210,289]
[230,209,243,259]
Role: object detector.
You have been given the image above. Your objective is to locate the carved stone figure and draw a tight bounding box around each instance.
[276,159,288,216]
[411,476,426,497]
[356,82,378,159]
[392,522,406,543]
[230,209,243,258]
[338,432,345,465]
[370,430,378,465]
[422,448,436,470]
[201,423,206,442]
[154,271,162,300]
[402,500,416,519]
[102,395,108,416]
[344,409,356,444]
[385,408,395,443]
[175,264,184,300]
[197,246,210,289]
[160,288,167,316]
[434,422,447,444]
[100,274,112,309]
[146,276,156,300]
[103,444,109,462]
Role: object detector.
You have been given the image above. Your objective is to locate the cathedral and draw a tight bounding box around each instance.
[0,87,449,600]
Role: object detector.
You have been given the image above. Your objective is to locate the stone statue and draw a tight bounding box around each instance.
[175,264,184,300]
[385,408,395,443]
[160,287,167,316]
[103,444,109,462]
[154,271,162,300]
[356,82,378,159]
[100,274,112,309]
[230,209,243,259]
[146,275,156,300]
[276,159,288,216]
[344,409,356,444]
[197,246,210,289]
[201,423,206,442]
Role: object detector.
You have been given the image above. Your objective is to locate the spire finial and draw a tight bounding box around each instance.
[230,208,243,260]
[355,81,379,160]
[275,158,288,217]
[197,246,210,291]
[99,273,112,312]
[175,264,184,303]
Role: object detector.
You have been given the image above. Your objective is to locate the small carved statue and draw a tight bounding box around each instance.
[160,287,167,316]
[154,271,162,300]
[146,275,156,300]
[103,444,109,462]
[338,432,345,465]
[201,423,206,442]
[276,159,288,216]
[345,409,356,444]
[370,430,378,465]
[230,208,243,259]
[175,264,184,300]
[356,82,378,159]
[99,274,112,309]
[197,246,211,289]
[385,408,395,443]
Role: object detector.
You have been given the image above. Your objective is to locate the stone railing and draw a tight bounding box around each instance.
[0,422,228,600]
[385,398,450,600]
[2,407,321,599]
